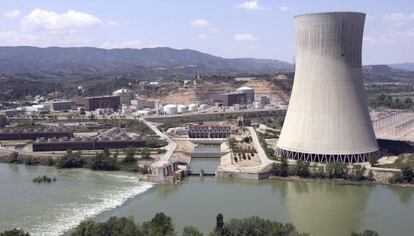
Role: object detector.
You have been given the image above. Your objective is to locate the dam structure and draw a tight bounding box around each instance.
[276,12,379,163]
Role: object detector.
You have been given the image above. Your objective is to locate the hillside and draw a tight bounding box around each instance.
[389,63,414,72]
[0,46,294,78]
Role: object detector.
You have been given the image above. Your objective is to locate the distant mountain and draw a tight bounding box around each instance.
[362,64,414,83]
[389,63,414,72]
[0,46,294,78]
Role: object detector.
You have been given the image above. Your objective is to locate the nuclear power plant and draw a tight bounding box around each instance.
[276,12,379,163]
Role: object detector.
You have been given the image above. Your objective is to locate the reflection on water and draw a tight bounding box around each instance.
[98,177,414,236]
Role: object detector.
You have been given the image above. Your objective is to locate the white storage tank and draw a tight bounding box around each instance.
[163,104,178,115]
[236,86,255,104]
[188,103,198,112]
[177,105,188,113]
[253,101,262,109]
[200,104,208,110]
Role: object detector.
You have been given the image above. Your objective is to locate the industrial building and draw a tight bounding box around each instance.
[72,96,121,111]
[0,128,73,140]
[276,12,379,163]
[113,89,135,105]
[236,86,255,104]
[45,100,73,112]
[187,124,235,138]
[212,93,247,106]
[33,136,145,152]
[131,99,156,110]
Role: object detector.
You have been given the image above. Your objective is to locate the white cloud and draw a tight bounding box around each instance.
[279,6,289,12]
[234,33,258,41]
[21,8,102,31]
[237,1,268,10]
[107,20,120,27]
[382,13,414,25]
[197,34,207,39]
[3,9,21,19]
[364,28,414,46]
[189,19,210,28]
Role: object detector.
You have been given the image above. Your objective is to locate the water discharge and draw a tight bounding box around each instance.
[0,164,153,236]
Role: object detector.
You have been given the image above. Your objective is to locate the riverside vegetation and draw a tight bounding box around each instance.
[0,212,379,236]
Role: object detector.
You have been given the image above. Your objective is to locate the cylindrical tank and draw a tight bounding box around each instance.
[200,104,208,110]
[188,103,198,112]
[236,86,255,104]
[177,105,188,113]
[253,101,262,109]
[276,12,378,163]
[163,104,178,115]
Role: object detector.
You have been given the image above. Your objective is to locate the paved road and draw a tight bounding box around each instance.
[247,127,274,168]
[139,118,177,167]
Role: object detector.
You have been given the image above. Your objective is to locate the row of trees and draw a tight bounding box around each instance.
[369,94,413,109]
[389,164,414,184]
[1,212,378,236]
[271,157,374,181]
[54,148,151,173]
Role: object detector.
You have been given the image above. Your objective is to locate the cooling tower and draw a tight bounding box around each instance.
[276,12,379,163]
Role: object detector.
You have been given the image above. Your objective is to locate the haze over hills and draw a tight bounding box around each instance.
[389,63,414,72]
[0,46,294,78]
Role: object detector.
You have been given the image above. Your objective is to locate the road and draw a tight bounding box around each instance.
[139,118,177,168]
[247,127,274,168]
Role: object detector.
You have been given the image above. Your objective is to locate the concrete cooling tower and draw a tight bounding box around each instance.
[276,12,379,163]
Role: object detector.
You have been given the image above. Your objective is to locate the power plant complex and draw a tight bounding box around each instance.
[276,12,379,163]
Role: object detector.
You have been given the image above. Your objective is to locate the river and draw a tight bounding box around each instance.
[1,163,414,236]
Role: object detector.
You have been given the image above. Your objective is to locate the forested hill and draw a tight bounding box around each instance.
[0,46,294,78]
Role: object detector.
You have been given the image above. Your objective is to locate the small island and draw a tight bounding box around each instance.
[32,175,57,184]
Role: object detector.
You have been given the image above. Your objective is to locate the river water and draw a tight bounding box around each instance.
[1,163,414,236]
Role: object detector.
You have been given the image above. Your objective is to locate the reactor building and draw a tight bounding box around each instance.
[276,12,379,163]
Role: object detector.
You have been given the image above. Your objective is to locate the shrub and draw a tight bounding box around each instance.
[351,165,366,181]
[325,162,348,179]
[88,152,119,171]
[55,151,84,169]
[271,156,289,177]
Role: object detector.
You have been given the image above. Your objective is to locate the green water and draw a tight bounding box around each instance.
[97,177,414,236]
[1,163,414,236]
[0,163,152,236]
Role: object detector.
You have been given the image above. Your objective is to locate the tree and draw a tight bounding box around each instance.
[124,147,136,163]
[55,151,84,169]
[182,226,203,236]
[271,156,289,177]
[0,115,8,128]
[88,152,119,171]
[227,137,237,151]
[369,157,378,167]
[215,213,224,233]
[140,147,151,160]
[351,229,379,236]
[148,212,175,236]
[325,162,348,179]
[0,228,29,236]
[351,165,366,181]
[293,160,310,177]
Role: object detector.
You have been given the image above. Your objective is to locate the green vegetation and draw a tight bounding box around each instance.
[0,228,30,236]
[56,151,84,169]
[351,229,380,236]
[72,212,309,236]
[271,157,373,182]
[0,115,8,128]
[88,152,119,171]
[271,156,289,177]
[368,93,413,109]
[32,175,56,184]
[147,110,286,131]
[389,164,414,184]
[379,154,414,169]
[257,132,276,160]
[123,147,136,163]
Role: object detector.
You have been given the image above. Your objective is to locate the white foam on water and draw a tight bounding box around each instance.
[28,179,153,236]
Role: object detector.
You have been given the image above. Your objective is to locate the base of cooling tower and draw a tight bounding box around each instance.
[275,147,379,163]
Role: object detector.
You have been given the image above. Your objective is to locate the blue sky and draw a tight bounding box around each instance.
[0,0,413,64]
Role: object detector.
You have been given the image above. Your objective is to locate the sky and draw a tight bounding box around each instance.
[0,0,413,64]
